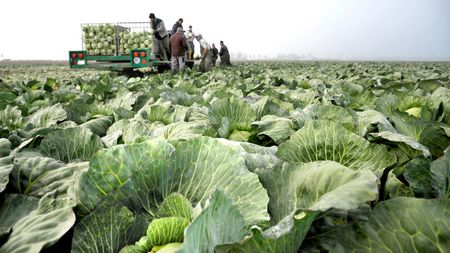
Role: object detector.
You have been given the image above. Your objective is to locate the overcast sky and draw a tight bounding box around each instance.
[0,0,449,61]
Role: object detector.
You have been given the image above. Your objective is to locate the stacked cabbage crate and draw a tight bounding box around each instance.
[82,24,117,55]
[82,24,152,55]
[118,31,152,55]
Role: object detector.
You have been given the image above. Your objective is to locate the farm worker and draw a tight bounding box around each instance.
[171,18,183,35]
[211,43,219,66]
[195,34,213,72]
[149,13,171,61]
[219,41,231,67]
[170,27,188,73]
[185,26,196,60]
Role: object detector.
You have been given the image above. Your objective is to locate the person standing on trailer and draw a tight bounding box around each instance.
[171,18,183,34]
[219,40,231,67]
[149,13,170,61]
[170,27,188,73]
[185,25,196,60]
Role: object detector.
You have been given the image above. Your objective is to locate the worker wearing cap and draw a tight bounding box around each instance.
[170,27,188,73]
[185,26,195,60]
[149,13,170,61]
[196,34,213,72]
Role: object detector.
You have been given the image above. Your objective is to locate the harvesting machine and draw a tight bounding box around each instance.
[68,22,193,74]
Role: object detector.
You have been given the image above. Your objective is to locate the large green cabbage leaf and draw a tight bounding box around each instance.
[39,127,103,162]
[208,97,256,137]
[277,120,396,176]
[0,138,13,193]
[0,194,39,238]
[226,161,378,253]
[0,192,75,253]
[10,153,88,198]
[431,147,450,198]
[336,197,450,253]
[72,206,147,253]
[25,103,67,129]
[179,190,247,253]
[76,137,269,225]
[252,115,294,144]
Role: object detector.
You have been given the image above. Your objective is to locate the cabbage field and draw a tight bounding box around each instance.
[0,62,449,253]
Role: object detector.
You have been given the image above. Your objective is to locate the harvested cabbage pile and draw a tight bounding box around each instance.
[82,24,152,55]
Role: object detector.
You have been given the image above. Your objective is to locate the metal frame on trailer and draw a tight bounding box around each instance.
[69,21,192,72]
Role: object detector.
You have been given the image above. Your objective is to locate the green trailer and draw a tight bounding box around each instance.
[69,22,192,74]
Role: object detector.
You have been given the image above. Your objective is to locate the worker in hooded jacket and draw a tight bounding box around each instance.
[149,13,170,61]
[219,40,231,67]
[196,34,213,72]
[170,27,188,73]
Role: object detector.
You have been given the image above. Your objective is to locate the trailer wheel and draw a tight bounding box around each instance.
[118,69,145,78]
[157,64,171,73]
[186,61,194,69]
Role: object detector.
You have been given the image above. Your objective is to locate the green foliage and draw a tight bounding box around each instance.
[0,62,449,252]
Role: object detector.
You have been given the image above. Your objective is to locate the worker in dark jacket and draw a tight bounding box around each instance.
[211,43,219,66]
[171,18,183,35]
[170,27,188,73]
[149,13,170,61]
[219,41,231,67]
